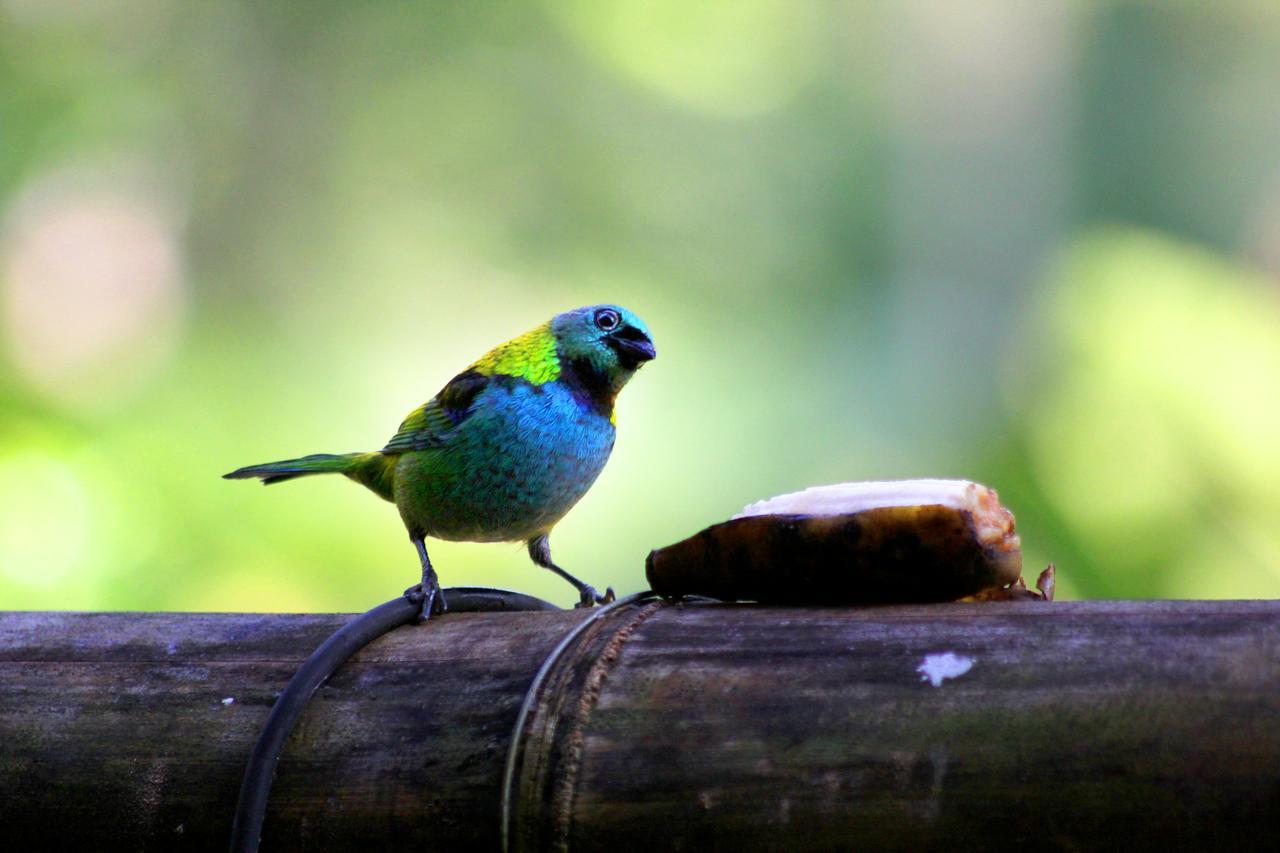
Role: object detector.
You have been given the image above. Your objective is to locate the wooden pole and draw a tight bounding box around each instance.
[1,601,1278,851]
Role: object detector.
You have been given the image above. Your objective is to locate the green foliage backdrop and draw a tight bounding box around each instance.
[3,1,1280,610]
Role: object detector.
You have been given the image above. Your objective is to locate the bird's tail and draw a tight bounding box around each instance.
[225,451,396,501]
[223,453,367,485]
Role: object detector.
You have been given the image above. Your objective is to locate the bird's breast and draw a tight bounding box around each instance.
[393,380,616,541]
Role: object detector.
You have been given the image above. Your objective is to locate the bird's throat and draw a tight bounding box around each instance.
[560,356,618,420]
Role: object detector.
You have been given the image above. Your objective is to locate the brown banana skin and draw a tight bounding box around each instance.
[646,504,1022,605]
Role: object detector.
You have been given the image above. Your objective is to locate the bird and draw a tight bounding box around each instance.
[224,304,656,615]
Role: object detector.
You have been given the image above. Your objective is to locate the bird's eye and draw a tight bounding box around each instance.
[595,308,620,331]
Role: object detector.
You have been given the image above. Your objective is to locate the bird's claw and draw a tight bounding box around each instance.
[575,585,616,609]
[404,581,447,620]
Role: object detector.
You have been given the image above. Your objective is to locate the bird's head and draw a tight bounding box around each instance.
[551,304,656,391]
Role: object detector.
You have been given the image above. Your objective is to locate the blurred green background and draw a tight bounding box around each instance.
[3,1,1280,611]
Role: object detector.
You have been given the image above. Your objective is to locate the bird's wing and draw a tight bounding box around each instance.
[381,370,491,454]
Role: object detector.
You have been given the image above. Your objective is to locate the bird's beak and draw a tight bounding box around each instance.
[609,325,656,369]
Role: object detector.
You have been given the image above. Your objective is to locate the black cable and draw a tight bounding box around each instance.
[229,586,558,853]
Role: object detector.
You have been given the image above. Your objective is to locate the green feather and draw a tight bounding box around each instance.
[223,452,394,500]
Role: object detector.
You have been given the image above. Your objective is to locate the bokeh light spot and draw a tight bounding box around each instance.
[1,175,186,412]
[1017,227,1280,594]
[545,0,820,118]
[1028,377,1194,543]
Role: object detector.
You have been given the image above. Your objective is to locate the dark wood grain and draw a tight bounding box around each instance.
[571,600,1280,852]
[2,601,1278,851]
[0,609,585,851]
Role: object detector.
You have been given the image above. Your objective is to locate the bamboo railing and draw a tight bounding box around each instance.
[1,599,1278,850]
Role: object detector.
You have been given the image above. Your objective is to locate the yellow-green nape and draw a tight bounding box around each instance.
[470,321,561,385]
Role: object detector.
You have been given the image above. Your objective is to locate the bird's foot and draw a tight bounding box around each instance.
[575,585,616,609]
[404,579,447,620]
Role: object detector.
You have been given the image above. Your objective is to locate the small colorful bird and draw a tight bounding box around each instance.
[224,305,655,614]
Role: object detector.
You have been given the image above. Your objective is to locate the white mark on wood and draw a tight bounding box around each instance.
[221,697,235,706]
[918,652,974,687]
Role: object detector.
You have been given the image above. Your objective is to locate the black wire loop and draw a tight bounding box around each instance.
[499,590,663,852]
[228,586,558,853]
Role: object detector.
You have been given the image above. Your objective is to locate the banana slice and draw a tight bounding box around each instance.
[646,479,1024,604]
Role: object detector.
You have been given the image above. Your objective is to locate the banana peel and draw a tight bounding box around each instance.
[646,479,1047,605]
